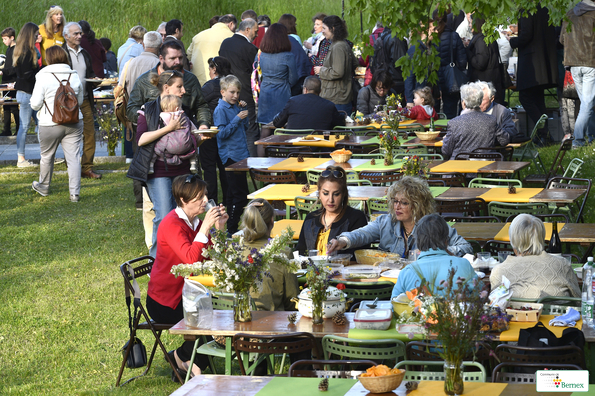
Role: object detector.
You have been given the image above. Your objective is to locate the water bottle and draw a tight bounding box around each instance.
[582,257,594,327]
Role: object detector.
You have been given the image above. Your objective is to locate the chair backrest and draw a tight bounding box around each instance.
[359,171,403,186]
[541,304,579,315]
[455,152,504,161]
[437,113,447,120]
[488,201,548,221]
[544,137,574,181]
[492,362,582,384]
[481,240,514,256]
[468,177,522,188]
[336,142,379,154]
[365,130,379,137]
[211,291,235,310]
[249,168,297,185]
[274,128,315,135]
[400,123,426,133]
[265,145,311,158]
[536,296,581,305]
[307,169,359,184]
[395,153,444,161]
[505,213,569,223]
[514,114,548,162]
[442,215,501,223]
[233,332,321,375]
[313,129,354,136]
[405,342,493,365]
[473,146,514,161]
[367,197,388,219]
[435,198,489,217]
[394,360,487,382]
[547,176,592,223]
[294,196,321,220]
[428,172,466,187]
[288,151,332,158]
[288,359,377,378]
[346,179,373,186]
[322,335,406,365]
[563,158,583,178]
[494,344,585,369]
[393,144,428,155]
[352,153,384,159]
[334,125,376,136]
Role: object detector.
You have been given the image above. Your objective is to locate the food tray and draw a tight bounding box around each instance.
[342,265,381,279]
[355,249,401,265]
[354,309,392,330]
[506,302,543,322]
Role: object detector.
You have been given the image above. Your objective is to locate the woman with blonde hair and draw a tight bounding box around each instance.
[39,5,66,65]
[328,176,472,257]
[240,199,298,311]
[13,22,41,168]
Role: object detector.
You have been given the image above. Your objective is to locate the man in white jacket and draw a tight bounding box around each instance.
[29,45,84,202]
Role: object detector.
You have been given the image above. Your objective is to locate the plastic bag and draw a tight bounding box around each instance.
[489,275,512,308]
[182,278,213,328]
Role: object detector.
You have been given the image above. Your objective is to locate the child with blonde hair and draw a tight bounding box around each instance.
[405,86,437,120]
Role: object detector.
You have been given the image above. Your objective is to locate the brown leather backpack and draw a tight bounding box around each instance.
[44,73,79,124]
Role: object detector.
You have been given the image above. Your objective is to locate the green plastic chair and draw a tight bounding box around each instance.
[437,113,448,120]
[394,360,487,382]
[563,158,583,178]
[488,201,548,221]
[334,125,376,136]
[511,113,547,173]
[294,196,321,220]
[367,197,388,221]
[352,153,385,160]
[322,335,406,366]
[537,296,581,313]
[346,179,373,186]
[392,144,428,155]
[395,153,444,161]
[340,283,394,302]
[468,177,523,189]
[274,128,315,135]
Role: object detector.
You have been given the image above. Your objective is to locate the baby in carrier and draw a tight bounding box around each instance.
[149,95,198,174]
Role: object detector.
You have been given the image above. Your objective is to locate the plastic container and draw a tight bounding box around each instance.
[506,302,544,322]
[342,265,381,280]
[360,300,393,310]
[329,253,352,266]
[354,309,393,330]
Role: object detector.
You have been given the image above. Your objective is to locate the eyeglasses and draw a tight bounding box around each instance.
[185,174,197,184]
[391,199,410,207]
[321,169,345,179]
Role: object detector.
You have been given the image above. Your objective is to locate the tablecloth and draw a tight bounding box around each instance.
[477,188,543,203]
[348,316,424,341]
[494,222,565,242]
[430,160,495,173]
[268,158,328,171]
[403,381,507,396]
[271,219,303,239]
[290,135,341,147]
[249,184,317,201]
[255,377,357,396]
[498,315,582,342]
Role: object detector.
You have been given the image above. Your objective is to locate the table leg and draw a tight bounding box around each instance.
[225,336,232,375]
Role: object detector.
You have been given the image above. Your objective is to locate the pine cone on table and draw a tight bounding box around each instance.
[297,154,304,162]
[508,184,517,194]
[370,159,376,165]
[332,311,347,325]
[301,183,311,193]
[318,378,329,391]
[405,381,419,391]
[287,312,297,324]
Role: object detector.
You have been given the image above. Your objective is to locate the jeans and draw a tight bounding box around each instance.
[571,66,595,146]
[145,176,176,258]
[335,103,353,115]
[16,91,35,157]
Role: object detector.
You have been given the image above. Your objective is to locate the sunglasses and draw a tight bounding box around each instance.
[185,174,197,184]
[321,169,345,179]
[208,57,219,68]
[163,70,181,85]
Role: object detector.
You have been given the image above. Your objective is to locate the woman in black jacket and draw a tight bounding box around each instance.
[466,17,505,105]
[200,56,231,202]
[296,166,369,256]
[434,11,467,119]
[13,22,40,167]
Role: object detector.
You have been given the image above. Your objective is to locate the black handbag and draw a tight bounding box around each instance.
[121,265,148,369]
[443,34,468,94]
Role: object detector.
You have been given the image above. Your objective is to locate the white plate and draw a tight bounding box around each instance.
[381,269,401,278]
[294,269,307,277]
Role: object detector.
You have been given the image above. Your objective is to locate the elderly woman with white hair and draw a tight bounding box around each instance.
[490,214,580,299]
[391,214,477,298]
[441,81,510,160]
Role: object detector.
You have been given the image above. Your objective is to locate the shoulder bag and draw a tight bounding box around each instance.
[443,34,468,94]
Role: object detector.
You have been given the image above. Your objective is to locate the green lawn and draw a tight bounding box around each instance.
[0,145,592,395]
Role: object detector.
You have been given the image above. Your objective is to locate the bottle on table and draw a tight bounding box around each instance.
[582,257,594,328]
[547,221,562,254]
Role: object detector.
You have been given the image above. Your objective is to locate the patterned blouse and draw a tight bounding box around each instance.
[311,38,331,66]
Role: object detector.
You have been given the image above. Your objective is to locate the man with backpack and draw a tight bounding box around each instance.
[63,22,102,179]
[369,27,408,97]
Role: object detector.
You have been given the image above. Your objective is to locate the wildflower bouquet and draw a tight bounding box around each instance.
[401,155,430,177]
[96,104,120,156]
[304,262,340,324]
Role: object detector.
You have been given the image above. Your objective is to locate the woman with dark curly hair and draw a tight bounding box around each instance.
[296,166,368,256]
[328,176,472,257]
[313,15,358,114]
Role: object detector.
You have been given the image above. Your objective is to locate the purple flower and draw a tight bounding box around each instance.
[413,306,420,313]
[480,290,488,299]
[407,332,415,339]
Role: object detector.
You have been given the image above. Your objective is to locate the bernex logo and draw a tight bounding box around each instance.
[536,370,589,392]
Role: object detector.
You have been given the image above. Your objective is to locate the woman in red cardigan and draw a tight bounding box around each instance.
[146,174,228,381]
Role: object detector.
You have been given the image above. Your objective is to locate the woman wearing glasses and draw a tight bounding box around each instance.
[328,176,472,258]
[129,70,204,258]
[146,174,227,381]
[296,166,368,256]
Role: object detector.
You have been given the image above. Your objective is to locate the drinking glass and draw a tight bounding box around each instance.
[205,199,217,212]
[498,251,512,263]
[308,250,319,257]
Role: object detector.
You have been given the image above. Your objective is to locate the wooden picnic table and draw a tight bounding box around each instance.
[171,375,571,396]
[255,134,375,147]
[428,159,529,174]
[454,222,595,245]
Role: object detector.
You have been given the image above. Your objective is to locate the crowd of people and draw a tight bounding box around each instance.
[2,4,589,382]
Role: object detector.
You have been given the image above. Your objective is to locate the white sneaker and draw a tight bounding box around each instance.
[54,158,65,165]
[32,181,49,196]
[126,158,133,164]
[17,159,38,168]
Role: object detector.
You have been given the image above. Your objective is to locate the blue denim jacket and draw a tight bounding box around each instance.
[214,98,250,163]
[339,214,473,258]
